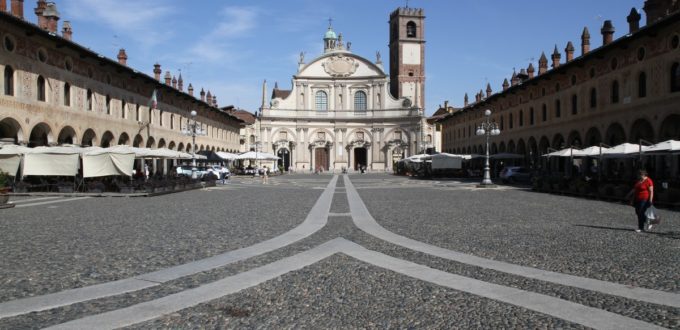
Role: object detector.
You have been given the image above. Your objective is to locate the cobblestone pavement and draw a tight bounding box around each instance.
[0,173,678,329]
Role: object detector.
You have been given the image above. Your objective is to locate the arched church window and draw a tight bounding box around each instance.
[354,91,367,111]
[4,66,14,96]
[315,90,328,111]
[406,21,417,38]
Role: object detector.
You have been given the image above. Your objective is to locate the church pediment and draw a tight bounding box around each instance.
[298,52,386,78]
[322,54,359,77]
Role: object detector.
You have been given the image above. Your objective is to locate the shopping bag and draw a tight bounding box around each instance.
[645,205,661,225]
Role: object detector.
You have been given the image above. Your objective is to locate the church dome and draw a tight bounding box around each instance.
[324,28,337,40]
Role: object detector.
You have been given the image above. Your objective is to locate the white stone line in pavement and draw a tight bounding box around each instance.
[343,175,680,309]
[0,176,337,319]
[47,238,662,330]
[15,197,92,208]
[8,196,61,204]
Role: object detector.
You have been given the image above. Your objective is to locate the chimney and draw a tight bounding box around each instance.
[581,27,590,55]
[34,0,47,29]
[43,2,59,33]
[171,76,177,89]
[178,74,183,91]
[117,48,127,65]
[11,0,24,19]
[486,83,492,98]
[443,100,449,110]
[551,45,561,69]
[601,20,615,45]
[206,90,212,104]
[564,41,575,62]
[153,63,161,81]
[164,71,172,85]
[188,84,194,97]
[61,20,72,40]
[464,93,469,107]
[627,8,641,33]
[527,63,535,79]
[538,52,548,75]
[0,0,6,12]
[511,70,519,86]
[200,88,206,102]
[212,95,217,107]
[502,78,509,91]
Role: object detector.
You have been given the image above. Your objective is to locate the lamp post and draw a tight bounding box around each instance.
[181,110,205,178]
[475,109,501,186]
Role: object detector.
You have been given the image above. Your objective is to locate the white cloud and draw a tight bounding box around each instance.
[187,6,259,63]
[62,0,176,47]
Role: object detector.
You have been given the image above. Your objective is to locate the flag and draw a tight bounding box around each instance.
[149,89,158,109]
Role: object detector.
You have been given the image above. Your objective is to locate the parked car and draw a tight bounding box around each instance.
[176,165,209,179]
[499,166,532,183]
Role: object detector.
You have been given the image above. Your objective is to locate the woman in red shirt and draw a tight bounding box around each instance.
[626,169,654,232]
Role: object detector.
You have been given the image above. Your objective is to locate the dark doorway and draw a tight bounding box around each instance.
[277,149,290,171]
[354,147,367,170]
[314,148,329,171]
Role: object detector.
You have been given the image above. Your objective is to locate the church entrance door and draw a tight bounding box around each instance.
[314,148,329,171]
[353,147,367,171]
[277,149,290,171]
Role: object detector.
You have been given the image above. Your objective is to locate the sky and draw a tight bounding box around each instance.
[37,0,645,116]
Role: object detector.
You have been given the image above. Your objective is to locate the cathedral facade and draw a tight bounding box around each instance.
[257,8,430,172]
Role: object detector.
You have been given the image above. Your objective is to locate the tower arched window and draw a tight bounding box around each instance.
[4,66,14,96]
[590,88,597,108]
[315,90,328,111]
[159,110,164,126]
[671,62,680,93]
[135,105,141,121]
[638,72,647,98]
[611,80,620,103]
[37,75,46,102]
[354,91,367,111]
[406,21,417,38]
[86,89,93,111]
[63,83,70,107]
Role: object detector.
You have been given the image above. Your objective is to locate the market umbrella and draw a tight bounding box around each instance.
[602,143,649,158]
[643,140,680,154]
[572,146,610,157]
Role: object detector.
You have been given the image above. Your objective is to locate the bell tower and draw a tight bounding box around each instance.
[389,7,425,109]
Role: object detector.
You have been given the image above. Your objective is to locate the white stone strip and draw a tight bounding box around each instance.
[0,175,337,319]
[342,240,665,330]
[45,238,348,330]
[47,238,662,330]
[343,175,680,308]
[8,196,61,204]
[15,197,91,208]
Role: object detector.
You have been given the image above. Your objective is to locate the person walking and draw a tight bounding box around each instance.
[626,169,654,233]
[262,166,269,184]
[220,165,229,184]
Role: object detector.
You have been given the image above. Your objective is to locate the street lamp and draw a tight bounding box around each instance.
[475,109,501,186]
[181,110,206,178]
[254,140,262,170]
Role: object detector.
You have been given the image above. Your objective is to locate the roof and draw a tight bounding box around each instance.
[272,88,292,100]
[436,9,680,123]
[0,11,243,124]
[223,108,256,125]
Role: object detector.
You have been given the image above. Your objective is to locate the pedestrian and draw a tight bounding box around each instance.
[625,169,654,233]
[220,165,229,184]
[144,163,150,181]
[262,166,269,184]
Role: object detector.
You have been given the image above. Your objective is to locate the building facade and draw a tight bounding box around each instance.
[438,0,680,177]
[0,1,242,158]
[258,8,431,172]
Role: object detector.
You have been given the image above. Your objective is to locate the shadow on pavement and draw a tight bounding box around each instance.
[574,224,680,239]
